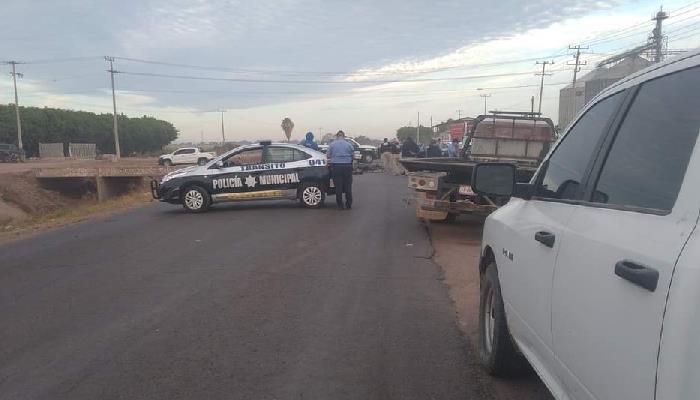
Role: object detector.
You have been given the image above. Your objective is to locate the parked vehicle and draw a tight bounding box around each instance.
[472,51,700,399]
[0,143,23,163]
[318,137,378,163]
[400,112,555,222]
[152,142,332,212]
[158,147,216,166]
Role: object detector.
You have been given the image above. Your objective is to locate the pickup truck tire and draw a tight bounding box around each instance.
[479,262,529,377]
[181,185,211,213]
[299,181,325,209]
[197,158,208,166]
[163,159,173,166]
[362,153,374,163]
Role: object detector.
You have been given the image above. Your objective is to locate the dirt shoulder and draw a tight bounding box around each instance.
[0,169,154,244]
[429,216,553,400]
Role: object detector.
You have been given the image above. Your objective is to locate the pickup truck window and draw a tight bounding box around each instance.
[592,66,700,211]
[536,91,625,200]
[174,148,195,155]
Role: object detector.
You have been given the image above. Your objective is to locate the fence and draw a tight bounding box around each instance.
[69,143,97,159]
[38,143,65,159]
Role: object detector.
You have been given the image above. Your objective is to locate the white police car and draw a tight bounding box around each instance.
[151,141,332,212]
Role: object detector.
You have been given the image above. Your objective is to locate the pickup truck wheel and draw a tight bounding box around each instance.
[362,153,374,163]
[197,158,208,166]
[181,185,211,213]
[299,182,325,209]
[163,159,173,166]
[479,262,529,377]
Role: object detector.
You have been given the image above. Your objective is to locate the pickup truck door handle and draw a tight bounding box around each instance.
[614,260,659,292]
[534,231,555,248]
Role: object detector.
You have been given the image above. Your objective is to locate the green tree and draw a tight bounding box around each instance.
[0,105,178,157]
[396,126,433,145]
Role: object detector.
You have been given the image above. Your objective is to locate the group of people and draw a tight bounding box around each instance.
[379,136,461,158]
[298,130,463,209]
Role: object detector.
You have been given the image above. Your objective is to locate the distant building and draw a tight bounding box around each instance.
[558,55,652,130]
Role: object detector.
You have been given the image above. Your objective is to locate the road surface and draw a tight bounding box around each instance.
[0,173,546,400]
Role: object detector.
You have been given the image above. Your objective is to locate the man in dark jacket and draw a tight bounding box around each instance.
[401,136,419,157]
[300,131,320,150]
[427,139,442,157]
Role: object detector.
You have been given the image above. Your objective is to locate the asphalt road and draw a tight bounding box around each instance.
[1,173,498,400]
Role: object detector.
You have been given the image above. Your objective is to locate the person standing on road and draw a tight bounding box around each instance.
[401,136,419,158]
[327,130,354,210]
[300,131,320,151]
[447,138,459,157]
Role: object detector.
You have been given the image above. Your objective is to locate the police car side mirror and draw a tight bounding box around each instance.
[210,160,224,169]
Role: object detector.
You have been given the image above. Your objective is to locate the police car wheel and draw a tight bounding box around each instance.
[300,182,325,208]
[182,186,210,213]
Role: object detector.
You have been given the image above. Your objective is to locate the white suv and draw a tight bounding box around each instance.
[471,50,700,399]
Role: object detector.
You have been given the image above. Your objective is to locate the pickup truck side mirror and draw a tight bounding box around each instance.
[471,163,516,197]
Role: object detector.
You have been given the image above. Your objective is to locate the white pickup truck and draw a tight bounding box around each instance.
[471,50,700,399]
[158,147,216,166]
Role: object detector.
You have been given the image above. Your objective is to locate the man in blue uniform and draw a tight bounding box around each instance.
[327,130,354,210]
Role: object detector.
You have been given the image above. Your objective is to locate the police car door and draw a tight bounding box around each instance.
[209,146,265,201]
[259,146,310,196]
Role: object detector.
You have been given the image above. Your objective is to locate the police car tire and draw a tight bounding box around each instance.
[299,182,325,208]
[181,185,211,213]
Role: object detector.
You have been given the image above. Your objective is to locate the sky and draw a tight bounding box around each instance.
[2,0,700,143]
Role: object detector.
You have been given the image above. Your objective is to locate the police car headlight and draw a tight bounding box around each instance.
[161,172,182,183]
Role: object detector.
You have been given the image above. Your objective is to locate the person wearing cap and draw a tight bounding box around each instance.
[327,130,355,209]
[300,131,320,150]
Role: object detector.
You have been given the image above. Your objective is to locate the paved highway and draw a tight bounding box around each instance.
[1,173,514,400]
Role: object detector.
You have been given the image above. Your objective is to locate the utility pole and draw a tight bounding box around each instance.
[652,7,669,63]
[105,56,121,159]
[6,61,24,151]
[220,110,226,144]
[479,93,491,115]
[535,61,554,114]
[567,45,588,87]
[416,111,420,144]
[531,96,535,113]
[456,109,462,120]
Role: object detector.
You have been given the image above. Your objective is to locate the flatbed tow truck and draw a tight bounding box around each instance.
[400,111,556,222]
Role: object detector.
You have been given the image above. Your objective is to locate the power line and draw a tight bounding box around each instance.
[112,69,539,84]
